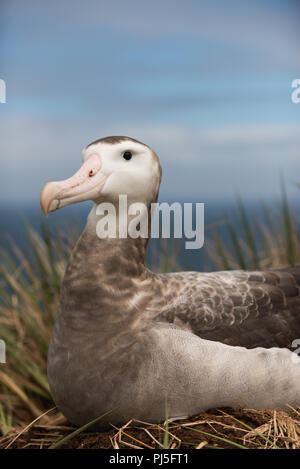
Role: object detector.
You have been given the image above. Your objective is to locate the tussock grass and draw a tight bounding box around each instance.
[0,225,78,427]
[0,190,299,448]
[208,188,299,270]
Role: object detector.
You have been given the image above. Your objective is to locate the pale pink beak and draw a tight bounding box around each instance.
[40,153,107,216]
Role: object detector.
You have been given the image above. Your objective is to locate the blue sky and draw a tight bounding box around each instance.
[0,0,299,204]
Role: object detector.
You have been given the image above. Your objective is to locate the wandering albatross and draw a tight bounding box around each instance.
[40,136,300,428]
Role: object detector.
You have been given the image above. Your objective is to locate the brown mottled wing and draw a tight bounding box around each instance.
[153,265,300,349]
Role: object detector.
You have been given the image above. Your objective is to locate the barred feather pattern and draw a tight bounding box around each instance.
[150,266,300,348]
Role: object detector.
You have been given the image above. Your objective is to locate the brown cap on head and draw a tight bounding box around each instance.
[85,136,151,149]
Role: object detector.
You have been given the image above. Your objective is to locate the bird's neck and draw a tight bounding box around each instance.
[86,203,148,268]
[57,205,151,328]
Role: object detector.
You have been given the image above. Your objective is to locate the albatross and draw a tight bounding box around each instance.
[40,136,300,428]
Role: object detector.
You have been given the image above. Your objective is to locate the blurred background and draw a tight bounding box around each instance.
[0,0,299,269]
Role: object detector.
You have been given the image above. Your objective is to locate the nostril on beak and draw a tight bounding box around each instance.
[89,170,94,177]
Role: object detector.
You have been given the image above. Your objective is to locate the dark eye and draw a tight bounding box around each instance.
[123,151,132,161]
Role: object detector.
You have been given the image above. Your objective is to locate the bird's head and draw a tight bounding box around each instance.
[40,136,161,216]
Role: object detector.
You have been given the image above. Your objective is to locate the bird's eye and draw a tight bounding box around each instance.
[123,151,132,161]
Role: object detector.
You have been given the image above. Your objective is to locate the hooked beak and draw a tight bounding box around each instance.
[40,153,107,216]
